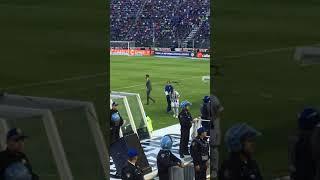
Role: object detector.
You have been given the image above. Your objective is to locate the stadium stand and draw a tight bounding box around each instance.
[110,0,210,48]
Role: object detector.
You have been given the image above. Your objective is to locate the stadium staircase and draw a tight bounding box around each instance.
[125,0,148,40]
[182,10,210,48]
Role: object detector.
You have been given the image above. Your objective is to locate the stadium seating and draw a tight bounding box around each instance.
[111,0,210,48]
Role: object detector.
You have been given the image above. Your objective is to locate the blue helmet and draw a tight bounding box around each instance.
[160,135,173,150]
[298,107,320,130]
[128,148,138,158]
[111,113,120,122]
[225,123,261,152]
[4,162,32,180]
[197,127,206,134]
[203,96,210,103]
[180,100,192,109]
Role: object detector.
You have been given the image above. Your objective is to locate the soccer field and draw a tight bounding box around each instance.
[0,0,106,121]
[214,0,320,178]
[110,56,210,130]
[1,1,107,178]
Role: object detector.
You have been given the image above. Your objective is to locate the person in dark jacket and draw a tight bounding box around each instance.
[157,135,183,180]
[291,107,320,180]
[164,81,173,113]
[145,74,155,105]
[179,100,195,158]
[190,127,209,180]
[200,96,211,136]
[219,123,263,180]
[110,101,124,144]
[121,148,144,180]
[0,128,39,180]
[312,120,320,180]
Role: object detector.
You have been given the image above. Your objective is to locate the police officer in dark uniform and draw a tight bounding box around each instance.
[219,123,263,180]
[291,107,320,180]
[190,127,209,180]
[0,128,39,180]
[110,101,124,144]
[157,135,184,180]
[121,148,144,180]
[179,100,194,158]
[200,96,211,136]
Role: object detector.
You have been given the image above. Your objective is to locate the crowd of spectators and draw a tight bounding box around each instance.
[111,0,210,48]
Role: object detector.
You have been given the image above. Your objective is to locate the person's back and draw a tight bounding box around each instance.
[312,123,320,180]
[157,149,181,180]
[219,153,262,180]
[293,131,316,180]
[121,149,144,180]
[219,123,262,180]
[121,161,144,180]
[200,102,209,120]
[292,107,320,180]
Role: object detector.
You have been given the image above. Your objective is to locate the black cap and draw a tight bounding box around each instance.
[112,101,119,106]
[7,128,28,141]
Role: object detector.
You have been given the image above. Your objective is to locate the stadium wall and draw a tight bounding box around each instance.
[109,47,210,58]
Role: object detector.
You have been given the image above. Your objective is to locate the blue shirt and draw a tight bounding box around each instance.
[164,84,173,94]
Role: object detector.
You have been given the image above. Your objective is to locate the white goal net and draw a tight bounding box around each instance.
[0,94,108,180]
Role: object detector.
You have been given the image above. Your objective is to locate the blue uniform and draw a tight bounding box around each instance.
[157,149,181,180]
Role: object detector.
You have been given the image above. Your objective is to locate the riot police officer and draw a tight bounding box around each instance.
[110,101,124,144]
[121,148,144,180]
[179,100,194,158]
[219,123,263,180]
[200,96,211,135]
[190,127,209,180]
[0,128,39,180]
[157,135,184,180]
[291,107,320,180]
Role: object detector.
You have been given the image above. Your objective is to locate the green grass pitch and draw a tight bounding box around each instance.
[1,0,107,178]
[214,0,320,178]
[110,56,210,130]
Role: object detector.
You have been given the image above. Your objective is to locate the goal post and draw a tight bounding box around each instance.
[0,94,109,180]
[110,41,136,56]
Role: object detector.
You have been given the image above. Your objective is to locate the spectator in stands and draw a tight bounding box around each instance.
[111,0,210,48]
[164,81,174,113]
[157,135,184,180]
[290,107,320,180]
[0,128,39,180]
[219,123,263,180]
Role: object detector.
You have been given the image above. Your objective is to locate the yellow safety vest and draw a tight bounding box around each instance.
[146,116,153,132]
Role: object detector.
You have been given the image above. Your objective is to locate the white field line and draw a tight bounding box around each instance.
[3,42,319,92]
[112,76,203,91]
[220,43,320,60]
